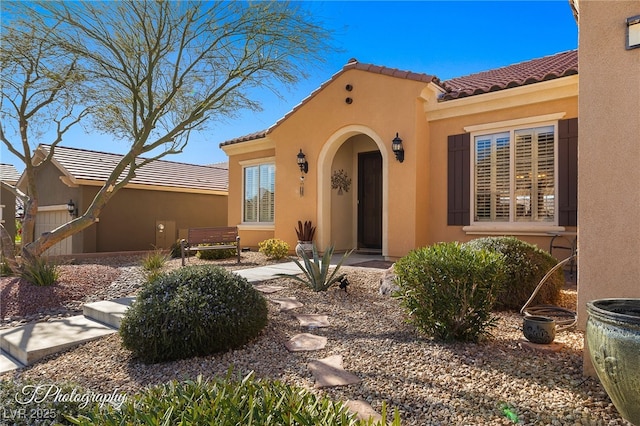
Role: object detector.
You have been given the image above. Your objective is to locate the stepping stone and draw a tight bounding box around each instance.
[308,354,361,388]
[519,339,564,353]
[284,333,327,352]
[294,314,330,328]
[269,297,303,311]
[253,284,285,294]
[344,400,383,422]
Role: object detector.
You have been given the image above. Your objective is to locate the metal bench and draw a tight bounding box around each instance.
[180,227,240,266]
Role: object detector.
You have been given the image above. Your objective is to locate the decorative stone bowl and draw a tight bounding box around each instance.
[523,315,556,344]
[586,298,640,425]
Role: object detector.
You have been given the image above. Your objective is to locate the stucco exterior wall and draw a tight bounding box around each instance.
[577,0,640,374]
[82,186,228,252]
[1,186,16,241]
[425,95,579,252]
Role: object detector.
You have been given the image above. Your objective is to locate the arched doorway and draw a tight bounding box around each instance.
[317,125,389,257]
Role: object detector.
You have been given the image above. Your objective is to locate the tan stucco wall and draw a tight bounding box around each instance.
[83,186,228,252]
[577,0,640,374]
[1,186,17,241]
[426,96,579,252]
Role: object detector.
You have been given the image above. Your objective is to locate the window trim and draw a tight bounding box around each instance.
[465,118,565,235]
[241,158,275,225]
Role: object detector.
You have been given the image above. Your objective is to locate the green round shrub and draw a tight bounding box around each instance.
[196,244,238,260]
[68,372,400,426]
[394,242,505,342]
[120,265,268,363]
[464,236,564,311]
[258,238,290,260]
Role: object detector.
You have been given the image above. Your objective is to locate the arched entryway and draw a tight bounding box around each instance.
[317,125,389,257]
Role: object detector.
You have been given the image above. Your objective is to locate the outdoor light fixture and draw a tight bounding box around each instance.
[627,15,640,49]
[66,199,77,217]
[392,133,404,163]
[297,149,308,174]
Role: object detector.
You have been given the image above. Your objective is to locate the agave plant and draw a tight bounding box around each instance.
[278,244,352,292]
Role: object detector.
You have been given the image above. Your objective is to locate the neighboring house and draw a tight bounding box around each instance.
[17,145,228,255]
[0,163,21,241]
[221,50,578,260]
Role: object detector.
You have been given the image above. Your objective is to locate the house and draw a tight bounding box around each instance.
[573,0,640,374]
[0,163,21,241]
[220,50,578,261]
[17,145,228,255]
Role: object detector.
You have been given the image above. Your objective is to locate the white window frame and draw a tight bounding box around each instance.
[240,157,275,226]
[463,113,566,235]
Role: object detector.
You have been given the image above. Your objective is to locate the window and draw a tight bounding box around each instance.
[473,125,555,224]
[243,163,275,223]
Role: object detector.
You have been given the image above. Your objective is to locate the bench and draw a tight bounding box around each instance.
[180,227,240,266]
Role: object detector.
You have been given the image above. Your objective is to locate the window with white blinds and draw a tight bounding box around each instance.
[243,163,275,223]
[474,125,555,223]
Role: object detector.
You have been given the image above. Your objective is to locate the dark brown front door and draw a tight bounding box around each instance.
[358,151,382,249]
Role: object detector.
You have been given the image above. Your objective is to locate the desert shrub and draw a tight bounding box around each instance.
[1,257,13,276]
[394,242,505,342]
[120,265,268,363]
[67,372,400,426]
[196,243,237,260]
[1,379,90,425]
[258,238,290,260]
[20,256,59,286]
[169,239,182,258]
[278,244,352,292]
[464,236,564,311]
[141,248,168,283]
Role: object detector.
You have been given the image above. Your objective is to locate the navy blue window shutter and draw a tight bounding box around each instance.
[557,118,578,227]
[447,133,470,226]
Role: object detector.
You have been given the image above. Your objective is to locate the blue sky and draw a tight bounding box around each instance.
[1,1,578,171]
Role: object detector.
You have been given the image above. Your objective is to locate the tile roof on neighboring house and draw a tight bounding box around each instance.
[220,50,579,147]
[440,50,578,101]
[0,164,21,185]
[38,145,228,193]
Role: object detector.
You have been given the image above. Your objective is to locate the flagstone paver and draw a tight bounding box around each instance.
[253,284,285,294]
[293,314,330,328]
[284,333,327,352]
[269,297,304,311]
[344,399,383,422]
[308,354,361,388]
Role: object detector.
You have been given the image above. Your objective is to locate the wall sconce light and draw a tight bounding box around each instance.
[67,199,78,217]
[627,15,640,49]
[392,133,404,163]
[297,149,308,174]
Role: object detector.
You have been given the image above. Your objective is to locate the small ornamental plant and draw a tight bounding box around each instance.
[295,220,316,242]
[278,244,352,292]
[258,238,290,260]
[394,242,505,342]
[120,265,268,363]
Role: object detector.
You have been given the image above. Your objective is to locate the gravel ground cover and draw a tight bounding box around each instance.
[0,252,627,425]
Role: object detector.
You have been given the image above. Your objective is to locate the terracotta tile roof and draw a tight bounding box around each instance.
[219,59,439,147]
[440,50,578,101]
[0,163,21,184]
[40,145,228,192]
